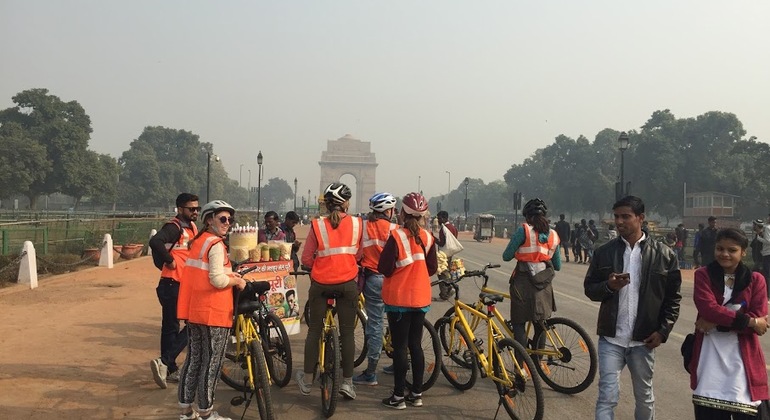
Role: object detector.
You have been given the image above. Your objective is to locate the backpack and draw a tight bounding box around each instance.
[151,219,182,270]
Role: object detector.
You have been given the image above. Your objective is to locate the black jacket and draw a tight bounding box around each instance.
[583,236,682,342]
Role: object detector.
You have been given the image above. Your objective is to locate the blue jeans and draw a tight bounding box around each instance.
[362,271,385,373]
[156,278,188,373]
[596,336,655,420]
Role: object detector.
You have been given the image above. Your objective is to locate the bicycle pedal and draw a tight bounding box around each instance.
[230,396,245,406]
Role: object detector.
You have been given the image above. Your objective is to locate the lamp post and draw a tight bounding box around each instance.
[206,152,219,202]
[307,189,311,215]
[247,169,252,207]
[418,175,421,193]
[464,177,470,231]
[293,177,298,212]
[239,164,244,187]
[257,151,263,220]
[445,170,451,196]
[617,132,630,200]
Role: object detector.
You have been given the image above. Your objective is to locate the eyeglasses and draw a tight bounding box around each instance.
[218,216,235,224]
[182,206,201,212]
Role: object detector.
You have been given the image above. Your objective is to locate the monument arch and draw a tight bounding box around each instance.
[319,134,377,214]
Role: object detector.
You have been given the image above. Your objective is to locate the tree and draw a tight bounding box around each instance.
[261,178,294,212]
[0,88,92,208]
[0,122,50,200]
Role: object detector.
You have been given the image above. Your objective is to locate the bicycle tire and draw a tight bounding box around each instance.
[221,331,251,392]
[249,340,275,420]
[436,317,478,391]
[404,318,442,392]
[353,308,368,368]
[320,328,341,418]
[531,317,597,394]
[494,338,544,420]
[261,311,293,388]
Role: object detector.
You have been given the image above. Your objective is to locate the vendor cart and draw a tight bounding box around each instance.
[474,214,496,242]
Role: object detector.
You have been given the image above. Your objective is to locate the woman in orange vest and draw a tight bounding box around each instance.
[502,198,562,348]
[378,192,437,409]
[176,200,246,420]
[297,182,363,401]
[353,192,398,386]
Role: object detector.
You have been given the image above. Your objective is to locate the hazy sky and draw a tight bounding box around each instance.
[2,1,768,201]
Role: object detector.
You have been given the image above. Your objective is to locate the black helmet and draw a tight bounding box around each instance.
[523,198,547,218]
[323,182,352,205]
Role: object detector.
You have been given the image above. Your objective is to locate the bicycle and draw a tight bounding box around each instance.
[381,309,442,392]
[303,286,368,367]
[433,271,545,420]
[219,271,275,420]
[316,290,344,418]
[221,267,293,389]
[443,263,598,395]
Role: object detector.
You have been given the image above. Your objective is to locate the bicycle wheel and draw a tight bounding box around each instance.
[532,317,597,394]
[249,340,275,420]
[261,312,293,388]
[221,333,250,392]
[320,328,341,418]
[353,308,368,368]
[405,318,442,392]
[494,338,544,420]
[436,317,478,391]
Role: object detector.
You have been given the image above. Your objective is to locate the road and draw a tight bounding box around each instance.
[2,230,768,419]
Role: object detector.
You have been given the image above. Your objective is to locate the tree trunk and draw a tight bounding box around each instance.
[27,194,38,210]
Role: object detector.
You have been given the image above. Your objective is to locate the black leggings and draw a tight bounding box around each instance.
[387,310,426,396]
[694,404,757,420]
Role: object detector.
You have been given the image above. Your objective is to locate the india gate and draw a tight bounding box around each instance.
[319,134,377,213]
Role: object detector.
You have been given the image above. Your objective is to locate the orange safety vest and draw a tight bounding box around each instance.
[381,227,434,308]
[310,215,362,284]
[160,217,198,281]
[360,218,397,271]
[514,223,560,263]
[177,232,234,328]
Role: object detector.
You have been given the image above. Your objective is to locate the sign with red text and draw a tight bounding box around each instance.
[240,260,300,335]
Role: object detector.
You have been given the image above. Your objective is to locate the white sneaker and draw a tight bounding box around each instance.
[150,358,168,389]
[295,371,312,396]
[167,370,180,383]
[200,412,231,420]
[340,379,356,399]
[179,411,199,420]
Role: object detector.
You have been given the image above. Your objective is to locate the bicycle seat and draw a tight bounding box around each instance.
[479,292,504,305]
[242,281,271,299]
[321,291,342,299]
[237,300,261,315]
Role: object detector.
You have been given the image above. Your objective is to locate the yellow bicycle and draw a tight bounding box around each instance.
[220,277,275,420]
[316,290,343,418]
[443,263,598,394]
[433,271,544,420]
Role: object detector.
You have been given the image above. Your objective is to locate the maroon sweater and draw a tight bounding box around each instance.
[689,264,769,401]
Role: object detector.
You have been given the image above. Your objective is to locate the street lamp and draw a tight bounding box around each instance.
[206,152,219,202]
[418,175,421,193]
[617,132,630,200]
[307,189,311,215]
[257,151,263,221]
[464,177,470,231]
[247,169,252,207]
[293,177,298,212]
[445,171,451,196]
[239,164,244,187]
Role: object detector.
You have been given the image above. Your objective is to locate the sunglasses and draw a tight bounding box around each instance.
[218,216,235,224]
[182,206,201,212]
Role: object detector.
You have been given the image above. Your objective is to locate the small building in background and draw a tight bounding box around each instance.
[683,191,741,229]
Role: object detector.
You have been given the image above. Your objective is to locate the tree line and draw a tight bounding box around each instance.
[2,89,766,220]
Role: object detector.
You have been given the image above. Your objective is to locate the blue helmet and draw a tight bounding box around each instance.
[369,192,397,212]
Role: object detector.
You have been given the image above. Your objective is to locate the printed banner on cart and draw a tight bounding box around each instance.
[240,260,301,335]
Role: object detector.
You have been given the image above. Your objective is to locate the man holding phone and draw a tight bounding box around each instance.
[584,195,682,420]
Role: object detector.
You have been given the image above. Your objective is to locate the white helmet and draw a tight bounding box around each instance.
[369,192,397,212]
[201,200,235,221]
[323,182,352,205]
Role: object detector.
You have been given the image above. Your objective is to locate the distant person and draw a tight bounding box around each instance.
[606,224,618,240]
[555,214,571,263]
[699,216,719,266]
[177,200,246,420]
[147,192,199,389]
[279,211,302,269]
[693,223,705,268]
[434,210,459,300]
[502,198,561,348]
[751,219,765,273]
[689,228,768,419]
[578,219,596,264]
[259,210,286,242]
[584,196,682,420]
[571,223,583,263]
[755,214,770,296]
[674,223,688,263]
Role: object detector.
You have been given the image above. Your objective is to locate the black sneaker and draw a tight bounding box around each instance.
[405,392,423,407]
[382,394,406,410]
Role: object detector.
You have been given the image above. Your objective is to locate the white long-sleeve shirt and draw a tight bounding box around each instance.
[208,241,234,289]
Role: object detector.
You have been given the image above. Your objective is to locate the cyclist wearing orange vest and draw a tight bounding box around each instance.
[502,198,562,348]
[176,200,246,420]
[297,183,363,401]
[378,192,437,409]
[148,192,200,389]
[353,192,398,386]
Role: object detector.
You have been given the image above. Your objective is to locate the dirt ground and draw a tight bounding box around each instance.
[0,226,693,419]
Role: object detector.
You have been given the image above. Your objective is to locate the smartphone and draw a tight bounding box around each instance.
[618,273,631,283]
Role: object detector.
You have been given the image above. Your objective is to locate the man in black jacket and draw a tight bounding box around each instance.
[555,214,571,262]
[584,196,681,420]
[698,216,718,266]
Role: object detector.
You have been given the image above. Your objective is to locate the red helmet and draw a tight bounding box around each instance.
[402,192,428,216]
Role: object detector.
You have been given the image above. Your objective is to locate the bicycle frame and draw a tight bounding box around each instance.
[318,299,337,373]
[232,313,266,388]
[448,300,515,388]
